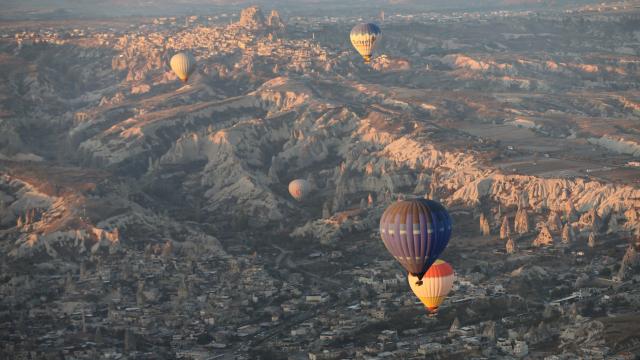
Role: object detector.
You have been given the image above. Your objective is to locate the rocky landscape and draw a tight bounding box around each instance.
[0,2,639,359]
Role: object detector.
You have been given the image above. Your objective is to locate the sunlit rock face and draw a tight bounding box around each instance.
[532,224,554,247]
[237,6,267,30]
[514,206,530,234]
[505,236,517,254]
[267,10,285,29]
[479,212,491,236]
[617,244,639,281]
[500,216,511,240]
[547,211,562,232]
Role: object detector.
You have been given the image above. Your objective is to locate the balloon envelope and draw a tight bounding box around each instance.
[288,179,310,201]
[350,23,381,64]
[408,259,454,313]
[170,52,196,82]
[379,198,452,278]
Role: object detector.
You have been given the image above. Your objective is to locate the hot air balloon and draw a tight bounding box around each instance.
[170,52,196,82]
[408,259,455,314]
[288,179,310,201]
[379,198,452,283]
[350,23,381,64]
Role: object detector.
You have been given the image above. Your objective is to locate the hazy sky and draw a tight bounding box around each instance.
[0,0,601,20]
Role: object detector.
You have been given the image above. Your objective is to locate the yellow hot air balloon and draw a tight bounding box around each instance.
[288,179,310,201]
[170,52,196,82]
[408,259,455,314]
[350,23,381,64]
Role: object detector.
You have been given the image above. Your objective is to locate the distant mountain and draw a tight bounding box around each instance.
[0,0,608,20]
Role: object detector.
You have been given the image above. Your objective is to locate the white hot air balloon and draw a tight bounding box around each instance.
[170,52,196,82]
[350,23,382,64]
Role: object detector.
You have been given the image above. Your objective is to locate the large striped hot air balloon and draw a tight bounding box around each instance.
[408,259,455,314]
[288,179,310,201]
[379,198,452,282]
[350,23,381,64]
[170,52,196,82]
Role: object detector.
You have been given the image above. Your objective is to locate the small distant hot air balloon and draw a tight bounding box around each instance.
[379,198,452,283]
[408,259,454,314]
[288,179,310,201]
[170,52,196,82]
[350,23,381,64]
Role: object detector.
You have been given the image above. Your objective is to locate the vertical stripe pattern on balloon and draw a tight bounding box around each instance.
[380,199,452,278]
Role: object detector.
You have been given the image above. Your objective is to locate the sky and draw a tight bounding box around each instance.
[0,0,601,20]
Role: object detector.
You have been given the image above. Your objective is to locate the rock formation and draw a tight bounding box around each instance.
[514,206,530,234]
[565,199,579,222]
[237,6,266,29]
[606,214,619,234]
[136,281,146,306]
[428,180,438,201]
[623,243,639,267]
[511,265,550,282]
[524,321,552,345]
[291,218,344,246]
[267,10,285,29]
[506,236,517,254]
[532,225,554,247]
[482,321,497,341]
[449,317,461,335]
[332,184,346,214]
[161,240,174,258]
[547,211,562,232]
[625,208,639,232]
[587,232,597,248]
[561,223,575,244]
[580,208,602,233]
[267,156,280,184]
[480,212,491,236]
[559,319,605,352]
[500,216,511,240]
[322,202,331,219]
[616,244,639,281]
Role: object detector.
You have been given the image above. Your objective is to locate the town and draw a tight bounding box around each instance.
[1,2,639,359]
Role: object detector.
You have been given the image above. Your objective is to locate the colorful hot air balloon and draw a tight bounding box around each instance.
[379,198,452,282]
[350,23,381,64]
[408,259,455,314]
[170,52,196,82]
[288,179,310,201]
